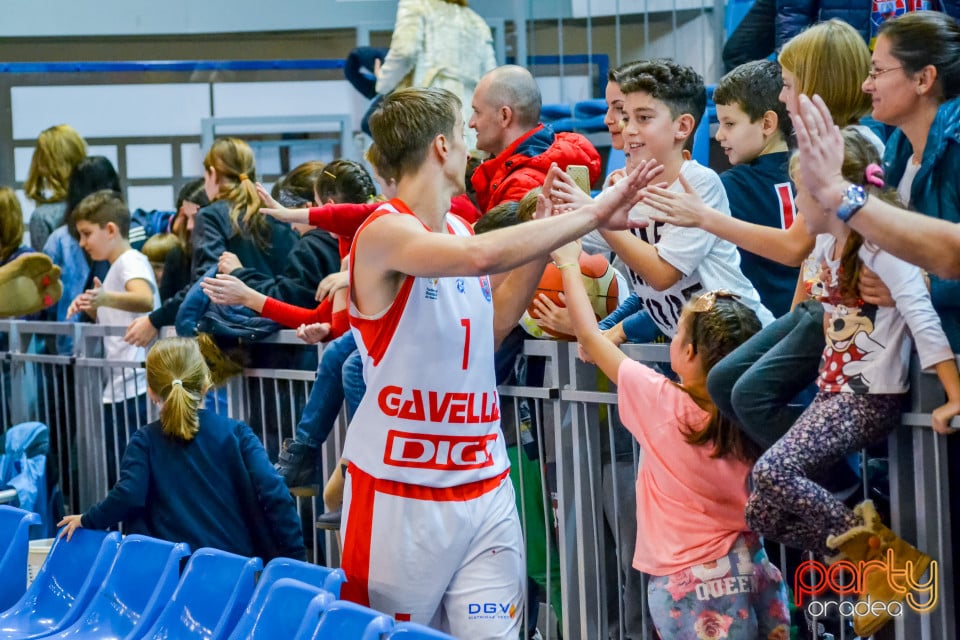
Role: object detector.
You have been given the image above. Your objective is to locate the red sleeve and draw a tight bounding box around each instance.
[260,296,332,329]
[308,202,379,238]
[449,194,482,224]
[329,308,349,340]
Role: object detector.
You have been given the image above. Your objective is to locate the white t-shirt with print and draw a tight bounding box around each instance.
[98,249,160,403]
[604,160,775,336]
[805,233,952,394]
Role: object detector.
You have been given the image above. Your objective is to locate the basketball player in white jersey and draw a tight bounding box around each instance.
[341,86,663,638]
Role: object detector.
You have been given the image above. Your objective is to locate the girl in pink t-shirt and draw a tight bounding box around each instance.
[553,241,790,640]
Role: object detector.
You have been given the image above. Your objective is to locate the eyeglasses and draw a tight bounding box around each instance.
[867,66,903,81]
[688,289,740,313]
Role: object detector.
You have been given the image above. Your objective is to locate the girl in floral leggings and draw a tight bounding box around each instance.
[744,129,960,637]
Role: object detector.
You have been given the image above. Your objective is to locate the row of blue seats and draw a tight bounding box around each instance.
[0,506,454,640]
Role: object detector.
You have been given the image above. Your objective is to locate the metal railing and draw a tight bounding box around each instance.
[0,319,954,640]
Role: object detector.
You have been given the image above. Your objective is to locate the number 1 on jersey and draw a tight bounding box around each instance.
[460,318,471,369]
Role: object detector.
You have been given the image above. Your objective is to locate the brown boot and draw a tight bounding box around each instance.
[826,500,935,637]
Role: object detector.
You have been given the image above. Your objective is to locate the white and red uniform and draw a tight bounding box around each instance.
[341,199,524,638]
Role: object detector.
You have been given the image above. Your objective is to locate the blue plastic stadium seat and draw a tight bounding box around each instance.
[549,117,579,133]
[541,103,572,123]
[387,622,459,639]
[295,598,394,640]
[226,558,343,640]
[0,507,41,611]
[228,578,334,640]
[0,529,121,640]
[40,534,190,640]
[606,148,626,176]
[141,548,261,640]
[253,557,346,599]
[691,85,718,167]
[573,98,606,119]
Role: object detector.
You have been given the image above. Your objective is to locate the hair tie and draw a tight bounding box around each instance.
[171,379,183,387]
[865,164,884,188]
[238,173,249,182]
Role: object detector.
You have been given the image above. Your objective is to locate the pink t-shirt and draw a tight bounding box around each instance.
[617,359,752,576]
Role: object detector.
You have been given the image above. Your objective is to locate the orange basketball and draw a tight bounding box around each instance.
[522,252,620,340]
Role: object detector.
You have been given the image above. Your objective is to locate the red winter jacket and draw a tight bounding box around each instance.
[470,124,602,213]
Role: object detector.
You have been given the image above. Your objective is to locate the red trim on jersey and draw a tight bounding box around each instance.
[776,182,796,229]
[348,199,472,367]
[348,463,509,502]
[340,464,375,607]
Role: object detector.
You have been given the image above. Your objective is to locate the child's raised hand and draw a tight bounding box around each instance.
[931,400,960,435]
[549,167,593,210]
[550,240,581,267]
[255,182,281,210]
[597,158,665,230]
[531,292,575,338]
[644,174,707,228]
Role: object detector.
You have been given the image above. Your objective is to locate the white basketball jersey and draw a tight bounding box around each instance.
[344,200,509,488]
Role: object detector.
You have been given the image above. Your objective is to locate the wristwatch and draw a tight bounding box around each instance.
[836,183,867,222]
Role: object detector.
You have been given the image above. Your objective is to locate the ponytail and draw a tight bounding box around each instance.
[145,337,211,441]
[204,138,269,248]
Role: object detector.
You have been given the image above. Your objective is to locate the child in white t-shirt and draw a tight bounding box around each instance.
[68,190,160,486]
[549,59,774,340]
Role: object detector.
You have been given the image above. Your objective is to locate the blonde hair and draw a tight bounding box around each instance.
[24,125,87,204]
[141,232,183,266]
[203,138,267,247]
[145,338,211,441]
[779,19,872,126]
[0,188,24,263]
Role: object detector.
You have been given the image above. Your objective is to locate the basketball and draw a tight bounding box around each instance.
[521,252,620,340]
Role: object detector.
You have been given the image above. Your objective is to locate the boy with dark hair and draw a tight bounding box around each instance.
[69,189,159,487]
[713,59,799,316]
[587,59,774,340]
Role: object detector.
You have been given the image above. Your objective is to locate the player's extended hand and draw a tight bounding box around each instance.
[531,292,575,338]
[316,270,350,302]
[644,174,709,228]
[596,159,665,230]
[218,251,243,274]
[932,400,960,435]
[296,322,331,345]
[858,267,896,308]
[57,515,83,541]
[124,315,159,347]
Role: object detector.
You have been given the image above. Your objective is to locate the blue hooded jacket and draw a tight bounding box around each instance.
[883,96,960,351]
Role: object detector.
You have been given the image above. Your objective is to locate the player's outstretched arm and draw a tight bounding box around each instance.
[358,160,664,281]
